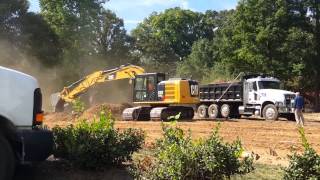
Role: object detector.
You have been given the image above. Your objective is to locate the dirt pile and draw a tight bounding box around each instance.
[81,103,131,120]
[44,103,132,128]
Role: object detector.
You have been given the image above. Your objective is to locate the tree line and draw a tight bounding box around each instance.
[1,0,320,109]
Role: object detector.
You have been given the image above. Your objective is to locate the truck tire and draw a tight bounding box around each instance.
[0,135,15,180]
[197,105,208,119]
[263,104,279,120]
[208,104,219,119]
[220,104,230,118]
[230,105,241,119]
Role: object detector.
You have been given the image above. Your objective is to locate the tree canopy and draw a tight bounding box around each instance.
[132,8,221,73]
[1,0,320,108]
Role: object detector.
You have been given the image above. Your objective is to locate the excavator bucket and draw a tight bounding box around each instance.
[50,93,65,112]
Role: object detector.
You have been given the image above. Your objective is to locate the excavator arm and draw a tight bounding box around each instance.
[51,64,145,112]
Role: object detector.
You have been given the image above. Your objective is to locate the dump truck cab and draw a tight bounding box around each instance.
[242,75,295,119]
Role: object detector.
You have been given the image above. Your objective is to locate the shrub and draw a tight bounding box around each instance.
[52,110,145,170]
[131,123,254,179]
[283,127,320,179]
[71,98,85,115]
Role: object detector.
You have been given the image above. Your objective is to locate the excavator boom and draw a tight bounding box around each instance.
[51,64,145,112]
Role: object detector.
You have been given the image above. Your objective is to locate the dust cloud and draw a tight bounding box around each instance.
[0,40,134,112]
[0,40,62,111]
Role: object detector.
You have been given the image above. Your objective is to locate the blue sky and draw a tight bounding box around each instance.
[28,0,238,32]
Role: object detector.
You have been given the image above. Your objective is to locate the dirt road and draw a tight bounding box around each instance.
[44,109,320,166]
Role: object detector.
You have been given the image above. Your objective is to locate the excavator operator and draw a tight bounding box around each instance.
[148,82,156,101]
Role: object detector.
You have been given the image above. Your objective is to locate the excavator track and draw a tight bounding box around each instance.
[123,106,194,121]
[122,106,152,121]
[150,106,194,121]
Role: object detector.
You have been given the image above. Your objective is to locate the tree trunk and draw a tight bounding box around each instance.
[314,90,320,112]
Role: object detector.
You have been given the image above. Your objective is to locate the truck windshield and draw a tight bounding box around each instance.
[258,81,280,89]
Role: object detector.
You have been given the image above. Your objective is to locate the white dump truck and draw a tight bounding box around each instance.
[0,66,53,179]
[197,74,296,120]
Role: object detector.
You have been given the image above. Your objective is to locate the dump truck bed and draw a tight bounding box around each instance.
[199,82,243,102]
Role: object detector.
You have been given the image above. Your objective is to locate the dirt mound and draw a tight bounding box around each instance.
[44,112,70,122]
[81,103,132,120]
[44,103,132,128]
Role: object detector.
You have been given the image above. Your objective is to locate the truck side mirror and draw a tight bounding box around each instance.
[280,83,284,89]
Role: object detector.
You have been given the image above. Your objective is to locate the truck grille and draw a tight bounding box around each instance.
[285,94,295,107]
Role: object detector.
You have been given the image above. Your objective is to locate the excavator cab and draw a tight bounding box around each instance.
[133,73,166,102]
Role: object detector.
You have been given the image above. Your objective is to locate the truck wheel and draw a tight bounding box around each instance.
[208,104,219,119]
[230,105,241,119]
[197,105,208,119]
[220,104,230,118]
[0,135,15,180]
[263,104,279,120]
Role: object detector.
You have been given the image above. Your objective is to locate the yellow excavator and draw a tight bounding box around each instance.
[122,73,199,120]
[51,64,145,112]
[52,63,200,120]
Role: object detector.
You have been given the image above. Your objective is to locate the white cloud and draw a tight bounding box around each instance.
[181,1,189,9]
[105,0,193,12]
[139,0,178,6]
[104,0,195,30]
[124,20,142,24]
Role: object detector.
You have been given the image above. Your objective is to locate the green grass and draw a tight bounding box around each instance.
[231,164,284,180]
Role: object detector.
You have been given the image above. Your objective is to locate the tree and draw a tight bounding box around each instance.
[176,10,234,81]
[176,39,214,81]
[215,0,320,108]
[40,0,134,83]
[94,10,133,66]
[0,0,62,67]
[217,0,310,80]
[0,0,28,39]
[40,0,108,55]
[297,0,320,108]
[19,13,62,67]
[132,8,220,74]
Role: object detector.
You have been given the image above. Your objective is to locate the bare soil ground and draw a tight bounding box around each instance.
[15,104,318,180]
[44,104,320,167]
[115,117,320,167]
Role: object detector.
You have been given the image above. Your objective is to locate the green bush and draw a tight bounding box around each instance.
[52,110,145,170]
[131,123,254,179]
[71,98,85,115]
[283,128,320,180]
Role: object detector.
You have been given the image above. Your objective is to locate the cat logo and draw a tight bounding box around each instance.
[190,84,199,96]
